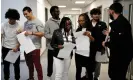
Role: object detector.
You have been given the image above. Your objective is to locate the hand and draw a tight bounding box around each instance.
[103,30,109,36]
[58,45,64,49]
[16,28,23,34]
[102,41,106,47]
[83,31,91,36]
[12,47,18,52]
[25,31,32,36]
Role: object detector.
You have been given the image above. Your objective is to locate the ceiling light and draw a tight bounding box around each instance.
[71,8,81,10]
[58,5,66,8]
[75,1,85,4]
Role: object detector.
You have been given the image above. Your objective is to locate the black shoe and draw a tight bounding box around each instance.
[94,78,98,80]
[81,76,88,80]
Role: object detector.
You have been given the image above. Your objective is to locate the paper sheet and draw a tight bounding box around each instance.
[74,31,84,38]
[4,50,20,63]
[17,31,36,54]
[58,42,76,59]
[76,36,90,51]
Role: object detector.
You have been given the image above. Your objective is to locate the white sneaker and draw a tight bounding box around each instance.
[47,77,51,80]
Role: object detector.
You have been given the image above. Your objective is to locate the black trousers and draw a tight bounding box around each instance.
[2,47,20,80]
[109,51,133,80]
[75,54,94,80]
[47,49,54,77]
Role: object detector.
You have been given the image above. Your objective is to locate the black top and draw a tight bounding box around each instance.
[51,29,75,60]
[106,14,133,57]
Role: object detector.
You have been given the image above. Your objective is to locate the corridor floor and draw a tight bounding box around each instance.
[1,50,110,80]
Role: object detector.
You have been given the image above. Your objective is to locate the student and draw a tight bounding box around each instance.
[1,9,21,80]
[50,17,75,80]
[44,6,60,80]
[90,8,107,80]
[22,6,44,80]
[75,13,95,80]
[103,3,133,80]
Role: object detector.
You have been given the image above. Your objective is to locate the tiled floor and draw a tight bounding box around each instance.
[1,50,110,80]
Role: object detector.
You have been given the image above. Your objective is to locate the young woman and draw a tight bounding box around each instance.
[1,9,21,80]
[75,13,96,80]
[51,17,75,80]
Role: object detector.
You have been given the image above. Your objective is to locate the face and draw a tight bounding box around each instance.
[52,8,60,19]
[78,16,85,27]
[65,20,71,32]
[9,19,16,25]
[109,9,114,20]
[91,14,100,21]
[23,10,32,20]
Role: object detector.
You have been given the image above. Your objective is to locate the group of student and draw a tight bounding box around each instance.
[1,2,133,80]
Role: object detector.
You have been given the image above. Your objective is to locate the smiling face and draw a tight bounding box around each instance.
[23,10,32,20]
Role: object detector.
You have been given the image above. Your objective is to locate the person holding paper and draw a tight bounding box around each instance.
[1,9,21,80]
[22,6,44,80]
[75,13,95,80]
[102,3,133,80]
[51,17,75,80]
[44,6,60,80]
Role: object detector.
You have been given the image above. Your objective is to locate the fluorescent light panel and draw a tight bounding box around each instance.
[75,1,85,4]
[71,8,81,10]
[58,5,66,8]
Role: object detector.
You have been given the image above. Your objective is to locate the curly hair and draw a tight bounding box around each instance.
[90,8,101,15]
[5,8,20,20]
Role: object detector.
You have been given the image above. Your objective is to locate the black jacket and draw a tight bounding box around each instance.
[106,14,133,59]
[91,20,107,51]
[50,29,75,59]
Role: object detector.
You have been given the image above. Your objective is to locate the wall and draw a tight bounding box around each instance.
[45,0,52,19]
[1,0,27,25]
[83,0,113,21]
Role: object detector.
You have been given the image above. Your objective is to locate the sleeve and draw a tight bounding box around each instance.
[44,22,52,39]
[1,23,4,35]
[36,23,45,33]
[50,30,58,49]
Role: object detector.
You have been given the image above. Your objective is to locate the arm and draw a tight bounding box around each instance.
[44,23,52,39]
[50,31,58,49]
[84,31,95,42]
[25,25,44,38]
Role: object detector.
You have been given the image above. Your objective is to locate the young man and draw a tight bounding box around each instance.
[1,9,21,80]
[103,3,133,80]
[90,8,107,80]
[44,6,60,80]
[22,6,44,80]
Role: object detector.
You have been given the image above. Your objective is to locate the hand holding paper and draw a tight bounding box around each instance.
[58,42,75,59]
[4,50,20,63]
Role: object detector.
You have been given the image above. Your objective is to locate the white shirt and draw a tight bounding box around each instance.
[1,22,21,49]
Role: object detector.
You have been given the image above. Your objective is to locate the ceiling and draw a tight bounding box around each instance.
[47,0,96,10]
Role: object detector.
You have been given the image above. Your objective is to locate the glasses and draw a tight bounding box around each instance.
[78,20,85,22]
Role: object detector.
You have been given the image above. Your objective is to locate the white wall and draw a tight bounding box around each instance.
[83,0,113,21]
[1,0,27,25]
[45,0,51,19]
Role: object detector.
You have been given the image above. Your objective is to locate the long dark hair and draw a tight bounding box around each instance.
[59,17,75,43]
[77,13,92,31]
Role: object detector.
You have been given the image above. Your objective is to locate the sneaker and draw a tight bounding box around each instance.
[94,78,98,80]
[47,76,51,80]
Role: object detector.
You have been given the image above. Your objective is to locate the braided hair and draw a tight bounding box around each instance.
[59,17,75,43]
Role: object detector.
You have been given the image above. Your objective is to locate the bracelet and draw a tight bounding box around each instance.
[32,32,33,35]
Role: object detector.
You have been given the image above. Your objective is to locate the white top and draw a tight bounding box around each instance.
[1,22,21,49]
[92,21,97,27]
